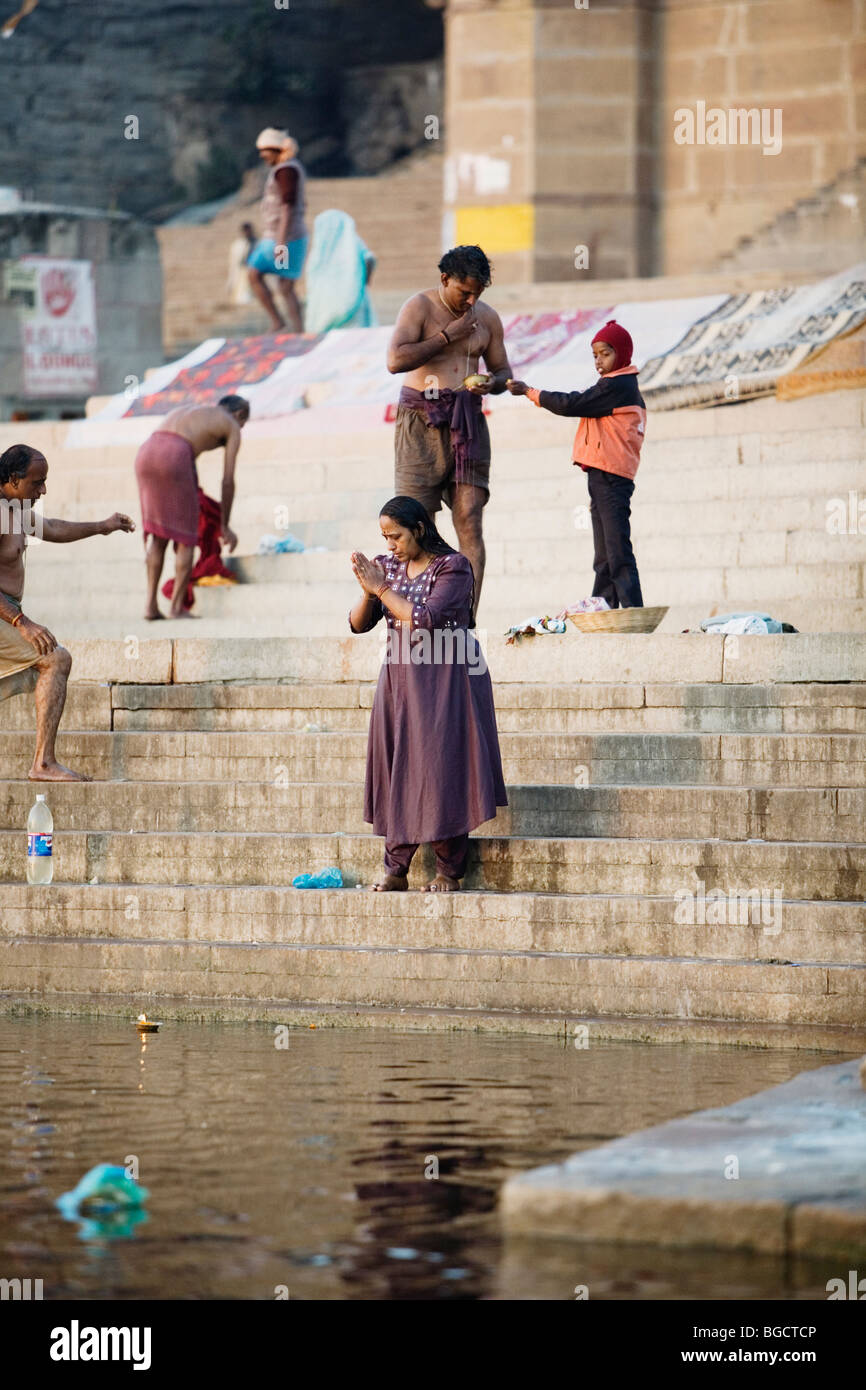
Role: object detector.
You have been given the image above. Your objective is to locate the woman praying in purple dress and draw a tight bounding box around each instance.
[350,496,507,892]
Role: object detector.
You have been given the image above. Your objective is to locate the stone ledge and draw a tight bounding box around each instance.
[1,990,864,1053]
[51,634,866,688]
[500,1058,866,1256]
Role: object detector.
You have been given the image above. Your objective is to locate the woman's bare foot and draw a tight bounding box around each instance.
[168,608,198,619]
[29,760,91,783]
[422,874,461,893]
[370,873,408,892]
[143,608,164,621]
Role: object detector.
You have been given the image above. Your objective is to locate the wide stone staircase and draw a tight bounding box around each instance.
[0,384,864,1048]
[0,633,864,1049]
[14,384,866,638]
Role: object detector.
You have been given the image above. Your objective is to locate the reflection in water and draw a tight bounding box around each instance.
[0,1016,854,1300]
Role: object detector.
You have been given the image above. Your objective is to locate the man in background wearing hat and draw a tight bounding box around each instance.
[247,128,308,332]
[507,319,646,609]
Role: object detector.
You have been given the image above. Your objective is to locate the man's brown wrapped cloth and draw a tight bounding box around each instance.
[394,385,491,514]
[0,593,39,704]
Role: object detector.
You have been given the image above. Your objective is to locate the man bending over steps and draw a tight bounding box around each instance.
[0,443,134,782]
[134,394,249,621]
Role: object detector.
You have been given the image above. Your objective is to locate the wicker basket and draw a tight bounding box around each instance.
[567,605,668,634]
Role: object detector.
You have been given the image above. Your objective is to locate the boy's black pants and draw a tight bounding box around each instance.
[585,466,643,609]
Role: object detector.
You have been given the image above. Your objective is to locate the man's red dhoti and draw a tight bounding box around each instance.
[134,430,199,547]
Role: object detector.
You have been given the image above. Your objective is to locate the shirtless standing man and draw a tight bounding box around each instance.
[386,245,512,611]
[0,443,134,782]
[133,394,249,620]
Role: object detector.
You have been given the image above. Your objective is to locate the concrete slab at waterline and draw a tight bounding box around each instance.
[500,1058,866,1258]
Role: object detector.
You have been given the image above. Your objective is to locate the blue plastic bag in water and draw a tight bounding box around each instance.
[292,866,343,889]
[57,1163,149,1218]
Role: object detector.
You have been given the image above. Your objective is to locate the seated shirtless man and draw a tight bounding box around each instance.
[386,244,512,612]
[0,443,134,782]
[133,394,249,620]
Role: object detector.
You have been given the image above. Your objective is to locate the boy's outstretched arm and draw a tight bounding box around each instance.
[41,513,135,542]
[508,376,615,417]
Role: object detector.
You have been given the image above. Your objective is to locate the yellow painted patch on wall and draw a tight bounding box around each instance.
[454,204,535,255]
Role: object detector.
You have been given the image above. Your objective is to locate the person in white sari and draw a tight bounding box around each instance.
[304,210,377,334]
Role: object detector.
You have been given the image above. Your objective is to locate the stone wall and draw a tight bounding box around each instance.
[443,0,864,281]
[343,64,445,174]
[0,209,161,415]
[0,0,443,218]
[660,0,865,273]
[444,0,660,283]
[533,1,659,281]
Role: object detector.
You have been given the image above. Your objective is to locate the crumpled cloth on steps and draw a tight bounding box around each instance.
[698,611,798,635]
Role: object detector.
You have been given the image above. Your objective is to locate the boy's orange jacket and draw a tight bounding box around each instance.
[526,364,646,480]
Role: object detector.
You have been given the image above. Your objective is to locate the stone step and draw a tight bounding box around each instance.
[14,632,857,687]
[1,932,862,1027]
[51,439,857,511]
[58,385,866,469]
[39,455,866,544]
[24,518,866,595]
[24,565,863,635]
[1,830,863,898]
[3,882,864,969]
[0,779,861,843]
[4,685,114,731]
[499,1055,866,1253]
[85,681,866,735]
[19,586,865,647]
[3,728,861,786]
[492,438,866,485]
[8,680,863,736]
[24,389,866,468]
[33,482,862,555]
[155,482,854,539]
[47,632,857,688]
[33,601,866,640]
[34,439,866,501]
[255,503,863,557]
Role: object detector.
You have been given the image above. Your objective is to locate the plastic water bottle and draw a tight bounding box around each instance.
[27,794,53,885]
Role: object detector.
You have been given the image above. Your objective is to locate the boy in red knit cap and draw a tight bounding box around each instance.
[507,319,645,608]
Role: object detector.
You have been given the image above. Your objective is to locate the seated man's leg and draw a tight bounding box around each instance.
[30,645,90,782]
[450,484,487,612]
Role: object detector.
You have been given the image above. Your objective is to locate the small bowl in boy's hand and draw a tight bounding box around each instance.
[506,379,528,395]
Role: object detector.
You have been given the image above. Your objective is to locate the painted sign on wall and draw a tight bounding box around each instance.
[18,257,97,397]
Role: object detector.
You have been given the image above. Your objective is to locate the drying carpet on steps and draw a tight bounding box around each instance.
[639,260,866,410]
[75,262,866,441]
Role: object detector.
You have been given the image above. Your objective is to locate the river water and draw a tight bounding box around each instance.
[0,1015,852,1301]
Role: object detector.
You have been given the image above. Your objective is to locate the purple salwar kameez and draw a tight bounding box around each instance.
[350,551,507,874]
